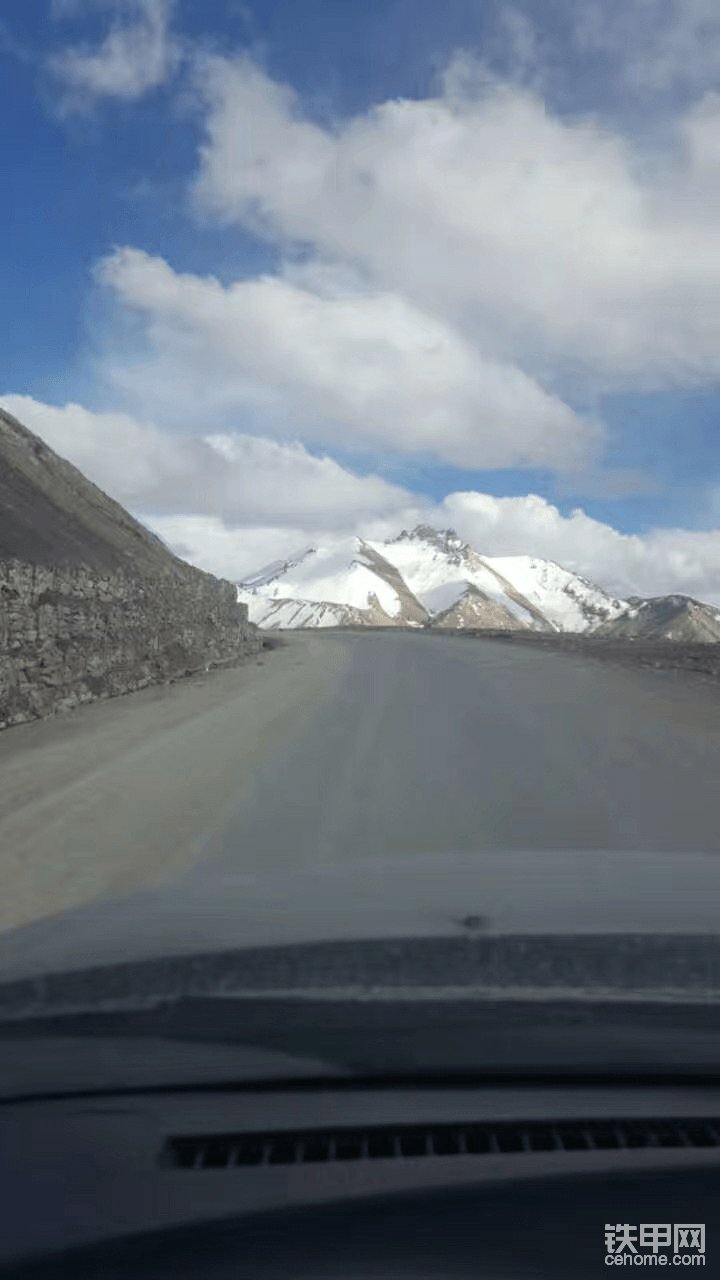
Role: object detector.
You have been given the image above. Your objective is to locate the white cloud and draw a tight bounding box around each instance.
[136,514,435,583]
[95,246,600,471]
[441,491,720,606]
[187,52,720,394]
[0,394,413,532]
[49,0,181,112]
[23,36,720,603]
[3,393,720,604]
[574,0,720,95]
[58,45,720,501]
[140,489,720,606]
[62,47,720,509]
[638,0,720,91]
[491,6,548,93]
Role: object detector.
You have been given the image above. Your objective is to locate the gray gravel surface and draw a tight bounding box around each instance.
[2,629,720,935]
[459,628,720,682]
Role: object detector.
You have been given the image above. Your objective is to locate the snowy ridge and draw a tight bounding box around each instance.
[237,526,628,633]
[483,555,627,632]
[240,550,316,591]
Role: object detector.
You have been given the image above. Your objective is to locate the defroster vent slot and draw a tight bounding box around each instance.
[163,1117,720,1170]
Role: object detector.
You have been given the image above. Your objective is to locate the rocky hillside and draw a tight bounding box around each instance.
[0,406,262,730]
[0,407,193,577]
[594,594,720,643]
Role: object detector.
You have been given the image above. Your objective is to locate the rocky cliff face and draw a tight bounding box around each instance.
[0,406,262,730]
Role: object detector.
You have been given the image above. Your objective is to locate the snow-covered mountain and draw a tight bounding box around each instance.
[237,525,628,634]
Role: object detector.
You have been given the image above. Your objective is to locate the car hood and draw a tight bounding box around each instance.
[2,849,720,985]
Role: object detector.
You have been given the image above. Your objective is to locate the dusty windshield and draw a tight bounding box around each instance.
[1,0,720,1083]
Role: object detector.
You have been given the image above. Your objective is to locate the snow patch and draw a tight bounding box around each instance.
[484,555,624,632]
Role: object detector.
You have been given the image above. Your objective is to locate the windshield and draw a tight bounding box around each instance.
[2,0,720,1091]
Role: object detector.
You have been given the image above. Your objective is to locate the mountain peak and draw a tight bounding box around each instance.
[391,524,463,551]
[236,525,720,642]
[238,525,629,634]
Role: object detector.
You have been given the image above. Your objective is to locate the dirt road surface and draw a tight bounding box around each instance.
[2,630,720,936]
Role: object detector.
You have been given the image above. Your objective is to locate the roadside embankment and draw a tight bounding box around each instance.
[0,559,263,730]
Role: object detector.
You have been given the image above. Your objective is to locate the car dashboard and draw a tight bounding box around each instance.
[0,1078,718,1277]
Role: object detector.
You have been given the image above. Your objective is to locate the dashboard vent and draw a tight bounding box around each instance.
[164,1117,720,1170]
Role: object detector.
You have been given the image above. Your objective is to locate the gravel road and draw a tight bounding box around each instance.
[2,629,720,935]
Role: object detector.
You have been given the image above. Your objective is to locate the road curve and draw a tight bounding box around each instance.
[2,630,720,933]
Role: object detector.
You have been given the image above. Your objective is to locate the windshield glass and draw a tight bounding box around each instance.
[2,0,720,1090]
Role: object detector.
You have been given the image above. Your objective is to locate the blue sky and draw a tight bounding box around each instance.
[2,0,720,599]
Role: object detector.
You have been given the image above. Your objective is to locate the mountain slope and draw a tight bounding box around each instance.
[0,406,190,578]
[594,595,720,642]
[431,581,533,630]
[238,540,427,629]
[482,554,628,632]
[238,526,627,634]
[0,406,260,729]
[373,527,555,629]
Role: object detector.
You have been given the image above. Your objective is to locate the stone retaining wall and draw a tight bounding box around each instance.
[0,559,263,730]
